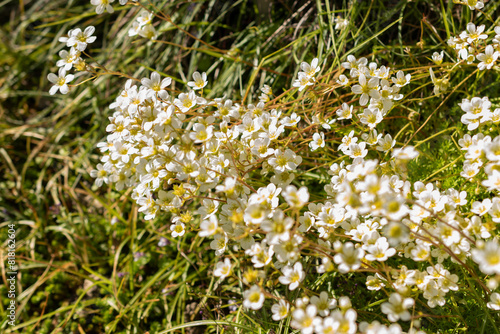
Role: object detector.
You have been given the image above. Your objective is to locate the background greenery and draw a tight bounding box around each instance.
[1,0,500,333]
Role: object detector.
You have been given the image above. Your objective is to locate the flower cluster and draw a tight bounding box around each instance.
[86,43,500,331]
[48,0,500,331]
[47,26,97,95]
[293,58,321,91]
[448,22,500,70]
[128,10,157,39]
[88,52,428,331]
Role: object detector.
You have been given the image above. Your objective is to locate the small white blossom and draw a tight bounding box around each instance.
[487,293,500,310]
[381,293,414,322]
[187,71,208,90]
[213,258,232,280]
[91,0,115,15]
[310,132,326,151]
[271,300,290,321]
[47,68,74,95]
[477,45,499,70]
[279,262,305,290]
[243,285,265,310]
[282,185,309,209]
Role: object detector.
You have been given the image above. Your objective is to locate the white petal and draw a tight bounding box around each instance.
[59,85,69,94]
[84,26,95,36]
[49,85,59,95]
[47,73,58,83]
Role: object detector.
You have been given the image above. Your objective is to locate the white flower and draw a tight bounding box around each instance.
[362,129,382,146]
[65,26,97,51]
[426,264,459,292]
[210,233,228,256]
[327,309,357,334]
[410,242,431,262]
[477,45,499,70]
[137,192,159,220]
[338,296,352,311]
[347,142,368,159]
[381,293,414,322]
[300,58,321,78]
[282,185,309,209]
[247,241,274,267]
[391,70,411,87]
[243,285,265,310]
[365,237,396,262]
[111,140,138,163]
[471,199,492,216]
[483,170,500,192]
[128,22,141,37]
[485,137,500,162]
[366,273,386,291]
[392,146,419,160]
[467,216,491,239]
[487,293,500,310]
[138,24,157,40]
[174,91,197,112]
[342,55,368,76]
[359,321,400,334]
[423,280,446,308]
[460,161,481,179]
[351,74,379,106]
[472,240,500,275]
[432,51,444,65]
[141,71,172,96]
[494,25,500,44]
[278,262,305,290]
[376,134,396,152]
[90,0,115,15]
[271,299,290,321]
[291,305,321,334]
[170,221,186,237]
[260,84,272,95]
[213,258,232,279]
[333,242,364,273]
[461,23,487,44]
[310,291,337,317]
[310,132,326,151]
[359,108,383,129]
[337,74,349,86]
[56,48,81,71]
[190,123,213,143]
[464,0,484,10]
[339,131,357,154]
[446,188,467,206]
[90,163,110,187]
[244,203,268,226]
[187,71,208,90]
[429,68,449,95]
[199,215,218,237]
[293,72,314,91]
[47,68,74,95]
[136,10,153,27]
[216,177,237,197]
[268,149,302,173]
[334,16,349,30]
[281,112,301,127]
[337,103,353,120]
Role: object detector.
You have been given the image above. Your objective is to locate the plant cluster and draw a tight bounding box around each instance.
[37,0,500,332]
